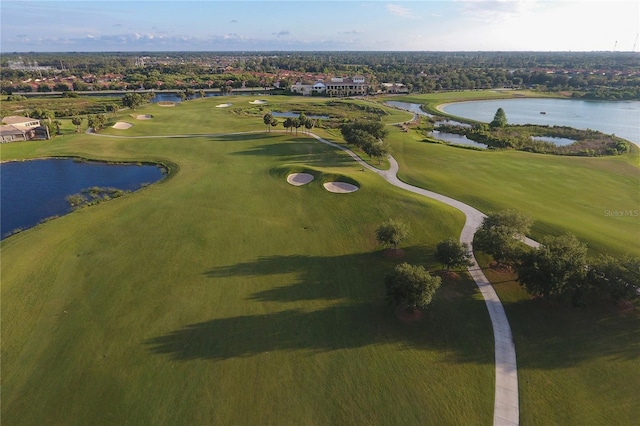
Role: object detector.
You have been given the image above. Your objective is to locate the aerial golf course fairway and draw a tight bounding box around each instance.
[2,94,638,425]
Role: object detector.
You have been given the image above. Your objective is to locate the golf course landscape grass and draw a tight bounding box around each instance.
[2,93,638,424]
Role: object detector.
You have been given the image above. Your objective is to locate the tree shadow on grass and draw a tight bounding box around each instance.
[504,298,640,370]
[229,140,354,167]
[144,301,493,364]
[203,247,433,304]
[146,248,495,364]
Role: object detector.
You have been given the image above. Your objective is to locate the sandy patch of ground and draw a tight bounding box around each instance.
[135,114,153,120]
[157,102,176,107]
[112,121,133,130]
[287,173,314,186]
[216,103,233,108]
[250,100,268,105]
[323,182,359,193]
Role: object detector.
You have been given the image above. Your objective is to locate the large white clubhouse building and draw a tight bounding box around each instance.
[291,76,368,97]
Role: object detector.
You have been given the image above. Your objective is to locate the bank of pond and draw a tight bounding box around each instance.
[0,158,167,239]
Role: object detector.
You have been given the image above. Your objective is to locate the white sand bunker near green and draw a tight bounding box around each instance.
[250,100,268,105]
[112,121,133,130]
[287,173,314,186]
[323,182,359,193]
[135,114,153,120]
[216,103,233,108]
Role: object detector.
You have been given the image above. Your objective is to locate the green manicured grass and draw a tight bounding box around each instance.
[377,109,639,257]
[475,253,640,426]
[2,127,495,424]
[2,92,639,425]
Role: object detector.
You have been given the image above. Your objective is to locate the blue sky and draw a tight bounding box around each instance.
[2,1,639,52]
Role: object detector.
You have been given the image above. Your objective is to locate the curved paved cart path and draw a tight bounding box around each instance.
[308,132,540,426]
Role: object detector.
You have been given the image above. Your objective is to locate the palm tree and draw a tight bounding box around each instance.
[263,113,273,132]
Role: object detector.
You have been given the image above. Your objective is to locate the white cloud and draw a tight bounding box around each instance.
[387,4,419,19]
[458,0,539,22]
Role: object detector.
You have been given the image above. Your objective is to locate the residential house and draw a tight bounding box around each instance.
[0,116,48,143]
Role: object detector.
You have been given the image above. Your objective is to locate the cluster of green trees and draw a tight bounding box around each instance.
[475,210,640,307]
[375,219,473,313]
[86,114,108,131]
[340,121,390,164]
[121,92,154,110]
[374,209,638,314]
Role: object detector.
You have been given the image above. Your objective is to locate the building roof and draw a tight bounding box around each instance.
[2,116,39,125]
[0,124,29,136]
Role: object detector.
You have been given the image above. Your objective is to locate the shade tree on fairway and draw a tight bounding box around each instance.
[122,92,144,110]
[86,114,107,132]
[363,140,391,164]
[385,263,442,311]
[376,219,410,251]
[516,233,589,306]
[435,238,474,272]
[71,116,83,132]
[474,209,532,267]
[588,255,640,302]
[341,120,388,145]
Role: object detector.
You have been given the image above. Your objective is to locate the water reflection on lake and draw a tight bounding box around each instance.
[1,158,165,238]
[530,136,576,146]
[429,131,487,148]
[385,101,471,127]
[271,112,329,119]
[440,98,640,145]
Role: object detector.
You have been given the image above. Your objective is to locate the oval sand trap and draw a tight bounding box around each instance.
[112,121,133,130]
[250,100,268,105]
[216,103,233,108]
[323,182,359,193]
[287,173,314,186]
[157,101,176,107]
[136,114,153,120]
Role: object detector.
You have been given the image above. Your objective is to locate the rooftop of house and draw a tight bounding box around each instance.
[0,124,29,135]
[2,116,39,125]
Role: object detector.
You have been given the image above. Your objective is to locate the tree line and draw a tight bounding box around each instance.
[3,51,638,100]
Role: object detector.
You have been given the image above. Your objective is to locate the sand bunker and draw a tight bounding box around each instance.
[112,121,133,130]
[216,103,233,108]
[135,114,153,120]
[250,100,268,105]
[287,173,314,186]
[323,182,359,193]
[157,101,176,107]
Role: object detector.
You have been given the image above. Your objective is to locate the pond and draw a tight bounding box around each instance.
[1,158,165,239]
[271,112,330,119]
[429,131,487,148]
[439,98,640,145]
[530,136,576,146]
[385,101,471,127]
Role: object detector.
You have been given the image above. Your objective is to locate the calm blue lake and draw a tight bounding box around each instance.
[440,98,640,144]
[1,158,164,238]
